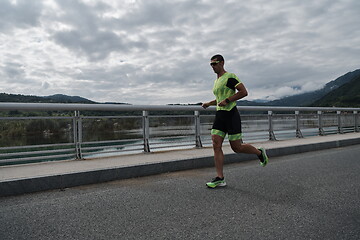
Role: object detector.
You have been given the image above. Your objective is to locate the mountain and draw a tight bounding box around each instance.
[236,100,264,106]
[45,94,95,103]
[0,93,45,103]
[0,93,95,104]
[237,69,360,107]
[267,69,360,106]
[311,73,360,107]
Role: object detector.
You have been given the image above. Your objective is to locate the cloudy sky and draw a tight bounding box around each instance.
[0,0,359,104]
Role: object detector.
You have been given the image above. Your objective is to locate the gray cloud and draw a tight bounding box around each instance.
[50,0,148,61]
[0,0,359,104]
[0,0,43,32]
[1,61,27,82]
[54,30,132,61]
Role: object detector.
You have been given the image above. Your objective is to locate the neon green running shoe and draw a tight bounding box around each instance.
[206,177,226,188]
[258,147,269,167]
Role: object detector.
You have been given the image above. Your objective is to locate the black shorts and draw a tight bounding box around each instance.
[211,107,242,140]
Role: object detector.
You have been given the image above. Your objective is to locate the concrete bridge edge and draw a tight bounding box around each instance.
[1,137,360,197]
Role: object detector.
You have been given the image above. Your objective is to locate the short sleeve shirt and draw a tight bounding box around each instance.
[212,72,241,111]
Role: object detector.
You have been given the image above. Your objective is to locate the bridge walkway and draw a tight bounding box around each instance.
[0,133,359,196]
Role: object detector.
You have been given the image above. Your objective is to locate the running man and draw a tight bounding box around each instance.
[202,54,268,188]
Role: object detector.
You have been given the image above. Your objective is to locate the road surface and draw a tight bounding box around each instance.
[1,145,359,239]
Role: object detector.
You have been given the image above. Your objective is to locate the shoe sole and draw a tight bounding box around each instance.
[206,182,227,188]
[260,159,268,167]
[259,148,269,167]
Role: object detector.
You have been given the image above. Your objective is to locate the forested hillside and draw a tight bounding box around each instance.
[0,93,94,103]
[311,74,360,107]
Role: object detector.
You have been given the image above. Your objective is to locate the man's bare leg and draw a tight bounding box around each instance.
[230,139,261,155]
[212,134,225,178]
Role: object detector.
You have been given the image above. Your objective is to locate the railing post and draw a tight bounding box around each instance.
[318,111,325,136]
[337,111,343,134]
[354,111,359,132]
[142,110,150,152]
[268,111,276,141]
[74,110,83,159]
[194,111,202,148]
[295,111,303,138]
[73,112,78,157]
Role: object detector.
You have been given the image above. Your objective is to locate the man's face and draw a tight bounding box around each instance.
[210,58,222,73]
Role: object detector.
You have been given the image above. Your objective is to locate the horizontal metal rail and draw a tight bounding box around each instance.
[1,102,360,112]
[0,153,76,164]
[0,148,74,158]
[0,142,74,151]
[0,116,73,120]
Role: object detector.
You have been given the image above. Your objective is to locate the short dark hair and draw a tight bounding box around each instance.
[211,54,224,62]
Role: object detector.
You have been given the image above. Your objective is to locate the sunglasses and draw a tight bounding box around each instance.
[210,60,221,66]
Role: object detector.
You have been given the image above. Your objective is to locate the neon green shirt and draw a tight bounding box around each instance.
[213,72,241,111]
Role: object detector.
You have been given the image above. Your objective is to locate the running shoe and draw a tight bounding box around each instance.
[206,177,226,188]
[258,147,269,167]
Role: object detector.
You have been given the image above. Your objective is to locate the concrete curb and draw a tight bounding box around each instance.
[1,136,360,197]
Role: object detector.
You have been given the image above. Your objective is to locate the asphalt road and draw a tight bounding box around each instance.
[1,145,359,240]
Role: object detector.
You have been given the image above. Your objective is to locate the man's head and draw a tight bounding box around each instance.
[210,54,225,74]
[211,54,224,63]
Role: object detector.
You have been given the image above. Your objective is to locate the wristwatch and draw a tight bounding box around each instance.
[225,98,230,103]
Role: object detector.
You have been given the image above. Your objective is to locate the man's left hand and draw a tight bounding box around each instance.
[218,100,228,106]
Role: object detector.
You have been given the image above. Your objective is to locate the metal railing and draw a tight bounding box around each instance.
[0,102,359,166]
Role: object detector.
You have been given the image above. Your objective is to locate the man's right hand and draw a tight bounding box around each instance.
[202,102,210,109]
